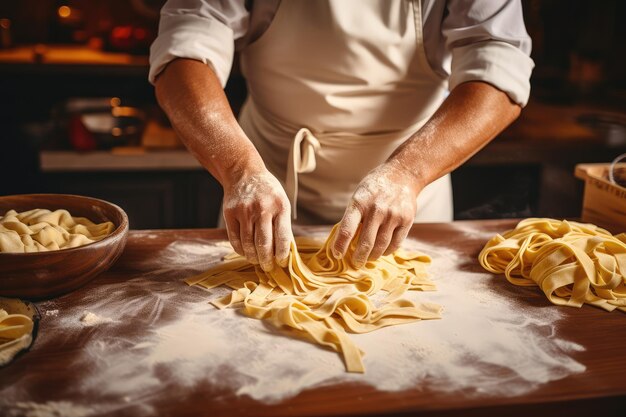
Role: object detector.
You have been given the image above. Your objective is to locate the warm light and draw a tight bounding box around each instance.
[110,97,121,107]
[0,19,10,29]
[58,5,71,18]
[111,26,132,39]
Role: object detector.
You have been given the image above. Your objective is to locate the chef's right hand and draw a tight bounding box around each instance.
[222,170,293,271]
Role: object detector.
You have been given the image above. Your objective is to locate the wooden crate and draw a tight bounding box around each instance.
[575,163,626,233]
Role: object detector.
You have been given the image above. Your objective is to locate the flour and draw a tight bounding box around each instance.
[223,172,286,211]
[44,310,59,317]
[352,162,414,205]
[128,231,159,240]
[212,240,234,249]
[1,229,587,412]
[356,241,585,395]
[137,239,233,276]
[92,237,584,402]
[6,401,93,417]
[80,311,114,326]
[448,221,507,241]
[161,240,583,402]
[342,163,415,262]
[222,171,292,264]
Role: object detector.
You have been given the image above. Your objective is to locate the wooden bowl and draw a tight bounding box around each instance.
[0,194,129,299]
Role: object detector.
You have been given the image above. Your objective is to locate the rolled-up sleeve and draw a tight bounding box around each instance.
[442,0,535,106]
[149,0,249,87]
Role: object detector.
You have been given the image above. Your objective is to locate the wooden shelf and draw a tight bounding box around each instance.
[40,149,202,172]
[0,45,148,76]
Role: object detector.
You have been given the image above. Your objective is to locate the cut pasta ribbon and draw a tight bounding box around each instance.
[185,225,441,372]
[479,218,626,312]
[0,309,34,366]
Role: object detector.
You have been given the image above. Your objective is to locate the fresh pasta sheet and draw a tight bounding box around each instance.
[0,209,114,253]
[0,309,34,366]
[186,225,442,372]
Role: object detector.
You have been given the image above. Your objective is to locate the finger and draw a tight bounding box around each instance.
[240,219,258,265]
[224,215,243,255]
[274,211,292,268]
[332,203,362,259]
[352,213,382,269]
[384,224,412,256]
[368,218,396,261]
[255,214,274,272]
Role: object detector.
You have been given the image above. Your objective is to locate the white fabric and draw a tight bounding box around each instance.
[235,0,451,223]
[282,127,453,222]
[449,41,534,106]
[150,0,534,106]
[286,128,321,219]
[150,11,235,84]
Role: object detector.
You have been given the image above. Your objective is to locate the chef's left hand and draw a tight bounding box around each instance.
[332,161,420,268]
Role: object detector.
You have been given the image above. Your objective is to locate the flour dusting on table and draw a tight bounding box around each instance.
[80,311,114,327]
[1,228,587,413]
[6,401,93,417]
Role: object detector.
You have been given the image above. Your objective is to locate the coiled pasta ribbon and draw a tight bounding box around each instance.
[479,218,626,312]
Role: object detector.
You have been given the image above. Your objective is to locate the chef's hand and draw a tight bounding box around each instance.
[332,162,419,268]
[223,170,293,271]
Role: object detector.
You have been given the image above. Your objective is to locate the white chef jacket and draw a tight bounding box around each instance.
[149,0,534,107]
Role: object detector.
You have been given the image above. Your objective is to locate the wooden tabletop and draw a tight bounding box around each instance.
[1,220,625,417]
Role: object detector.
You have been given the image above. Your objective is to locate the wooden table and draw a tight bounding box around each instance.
[1,220,625,416]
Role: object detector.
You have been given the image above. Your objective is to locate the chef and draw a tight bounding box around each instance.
[150,0,534,271]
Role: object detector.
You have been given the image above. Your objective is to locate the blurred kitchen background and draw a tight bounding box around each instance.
[0,0,624,229]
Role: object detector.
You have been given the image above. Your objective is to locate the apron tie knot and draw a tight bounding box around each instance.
[286,128,321,219]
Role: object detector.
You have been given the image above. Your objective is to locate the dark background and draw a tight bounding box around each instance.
[0,0,624,228]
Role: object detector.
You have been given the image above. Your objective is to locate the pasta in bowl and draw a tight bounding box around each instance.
[0,194,129,299]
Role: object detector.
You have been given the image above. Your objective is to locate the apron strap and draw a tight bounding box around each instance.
[286,128,321,219]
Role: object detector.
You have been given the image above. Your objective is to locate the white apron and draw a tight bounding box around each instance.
[236,0,453,225]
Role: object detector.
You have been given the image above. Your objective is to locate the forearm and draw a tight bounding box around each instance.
[154,58,265,188]
[389,81,521,192]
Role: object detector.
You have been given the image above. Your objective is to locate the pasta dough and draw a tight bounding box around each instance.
[479,218,626,312]
[185,225,442,373]
[0,308,34,366]
[0,209,114,253]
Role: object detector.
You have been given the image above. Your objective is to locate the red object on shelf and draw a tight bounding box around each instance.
[107,25,153,54]
[69,115,97,151]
